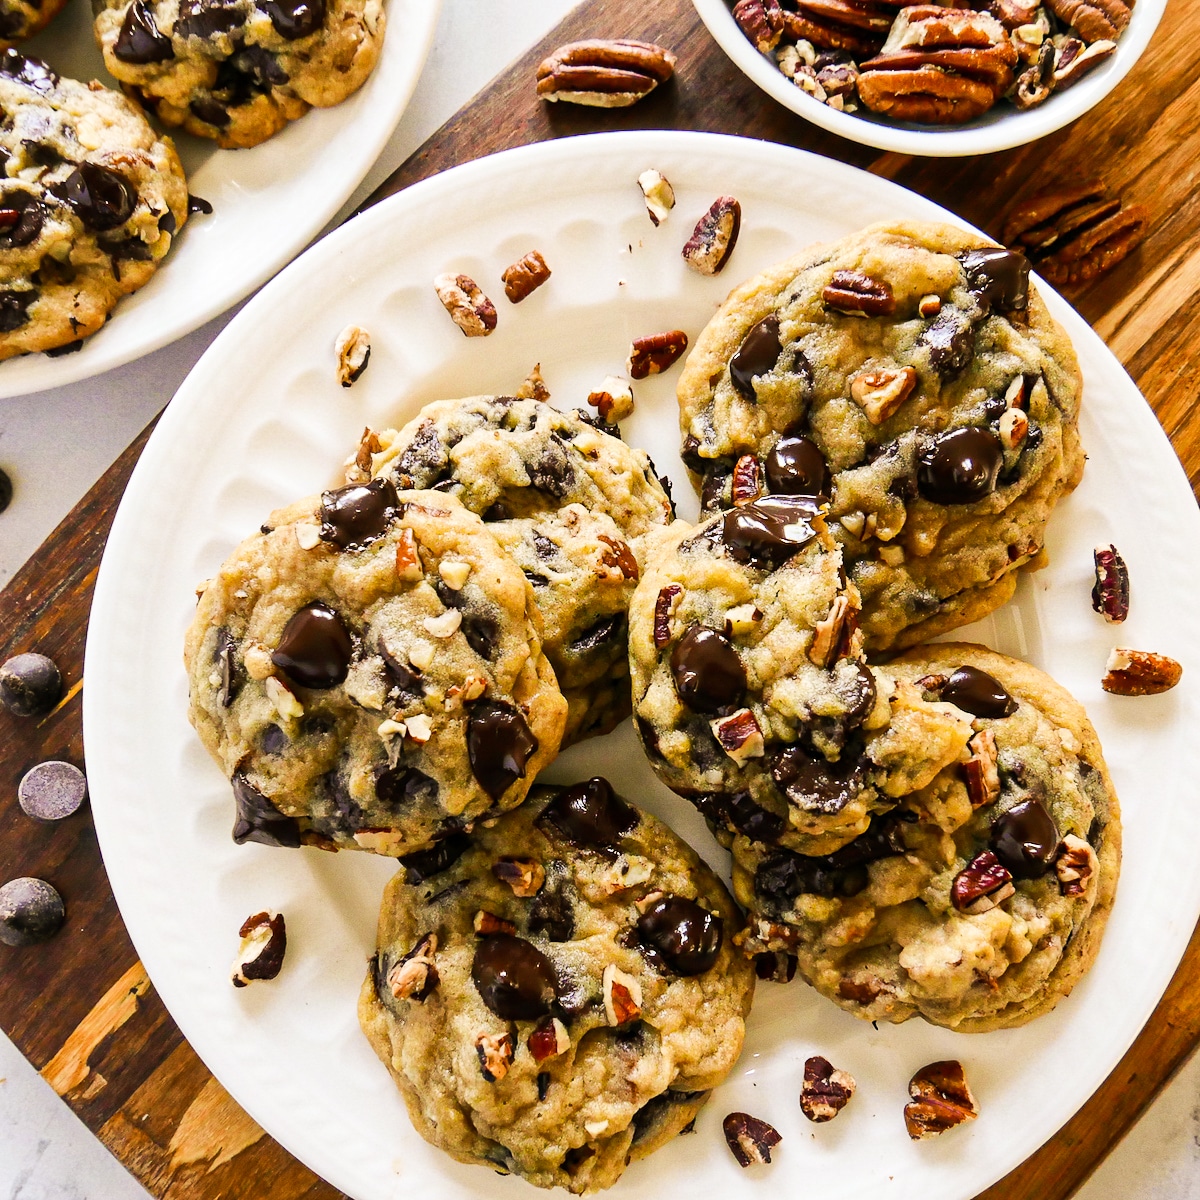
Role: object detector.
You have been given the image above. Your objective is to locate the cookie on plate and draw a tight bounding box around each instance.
[359,778,755,1193]
[629,501,974,856]
[92,0,385,149]
[676,220,1084,654]
[0,50,188,361]
[370,397,674,743]
[184,485,567,857]
[0,0,67,46]
[733,644,1120,1031]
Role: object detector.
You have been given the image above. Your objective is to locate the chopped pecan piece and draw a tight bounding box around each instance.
[682,196,742,276]
[1102,648,1182,696]
[962,728,1000,809]
[394,527,422,580]
[603,962,642,1026]
[628,330,688,379]
[989,0,1040,27]
[733,0,785,52]
[528,1016,570,1062]
[637,169,676,225]
[731,455,762,506]
[800,1055,856,1122]
[501,250,551,303]
[334,325,370,387]
[654,584,683,648]
[808,594,851,668]
[905,1060,978,1139]
[476,1031,514,1082]
[587,375,634,422]
[998,406,1029,450]
[354,426,382,476]
[386,932,439,1001]
[850,365,916,423]
[598,534,639,580]
[1054,833,1096,896]
[822,269,895,316]
[1053,36,1117,89]
[1013,42,1055,110]
[1045,0,1130,42]
[723,1112,782,1166]
[711,708,766,766]
[492,856,545,897]
[231,911,286,987]
[433,273,497,337]
[474,910,517,936]
[951,849,1015,913]
[1091,544,1129,624]
[536,40,676,107]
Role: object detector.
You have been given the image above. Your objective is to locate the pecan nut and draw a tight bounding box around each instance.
[962,728,1000,809]
[905,1060,979,1139]
[492,857,545,897]
[823,269,895,316]
[1092,544,1129,623]
[598,534,639,580]
[386,932,439,1001]
[724,1112,782,1166]
[1013,42,1055,111]
[637,169,675,225]
[733,0,785,52]
[1054,833,1096,896]
[951,848,1015,913]
[231,911,286,987]
[334,325,370,387]
[528,1016,571,1062]
[474,910,517,936]
[1102,648,1182,696]
[587,375,634,422]
[654,584,682,648]
[800,1055,856,1122]
[628,329,688,379]
[808,594,852,667]
[850,365,916,423]
[501,250,551,303]
[603,962,642,1026]
[515,362,550,402]
[1052,36,1118,90]
[682,196,742,276]
[711,708,766,766]
[1045,0,1130,42]
[433,273,497,337]
[536,40,676,107]
[475,1031,514,1082]
[781,0,897,58]
[731,455,762,506]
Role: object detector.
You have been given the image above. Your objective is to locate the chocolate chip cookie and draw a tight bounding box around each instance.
[629,503,974,856]
[0,0,67,46]
[0,50,188,360]
[358,778,755,1193]
[92,0,385,149]
[676,220,1084,653]
[184,486,567,857]
[370,397,674,743]
[733,644,1120,1031]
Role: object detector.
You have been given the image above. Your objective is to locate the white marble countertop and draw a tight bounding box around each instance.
[0,2,1196,1196]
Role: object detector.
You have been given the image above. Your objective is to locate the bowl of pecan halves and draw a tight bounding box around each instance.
[693,0,1165,155]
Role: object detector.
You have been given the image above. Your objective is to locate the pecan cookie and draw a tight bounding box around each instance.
[370,397,674,743]
[184,486,567,857]
[359,778,755,1193]
[0,0,67,46]
[0,50,188,360]
[628,504,974,857]
[92,0,385,149]
[677,220,1084,653]
[734,643,1120,1031]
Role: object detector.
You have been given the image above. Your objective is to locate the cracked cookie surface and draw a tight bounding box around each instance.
[676,220,1084,654]
[733,643,1120,1031]
[359,779,755,1193]
[0,50,188,360]
[370,397,674,744]
[92,0,385,148]
[184,487,567,857]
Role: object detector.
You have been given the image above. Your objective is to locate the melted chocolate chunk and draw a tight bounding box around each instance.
[466,699,538,800]
[570,613,625,654]
[917,427,1003,505]
[392,420,448,489]
[175,0,242,38]
[472,933,558,1020]
[231,42,288,86]
[54,164,137,232]
[765,434,830,497]
[189,97,231,127]
[260,724,288,754]
[0,191,46,248]
[0,48,57,91]
[696,791,785,843]
[722,495,822,566]
[231,772,301,847]
[920,308,976,377]
[462,613,499,661]
[260,0,325,36]
[770,744,865,815]
[375,765,438,812]
[528,434,575,497]
[938,665,1017,718]
[730,314,782,399]
[669,626,746,714]
[399,832,470,883]
[114,0,174,63]
[0,289,37,333]
[990,798,1059,879]
[636,895,722,976]
[528,870,575,941]
[271,602,353,690]
[319,478,399,549]
[379,642,423,701]
[538,778,637,849]
[959,247,1029,313]
[839,661,878,725]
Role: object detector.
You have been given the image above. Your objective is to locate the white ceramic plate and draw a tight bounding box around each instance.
[692,0,1166,157]
[0,0,439,399]
[86,130,1200,1200]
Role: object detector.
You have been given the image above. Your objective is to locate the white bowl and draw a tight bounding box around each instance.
[691,0,1167,157]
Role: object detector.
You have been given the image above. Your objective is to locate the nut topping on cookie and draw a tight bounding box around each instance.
[1101,647,1182,696]
[723,1112,782,1166]
[1054,833,1096,896]
[387,932,439,1001]
[731,455,763,506]
[434,273,497,337]
[603,963,643,1025]
[904,1060,978,1139]
[475,1031,514,1082]
[809,594,852,668]
[822,269,895,317]
[528,1016,570,1061]
[1091,544,1129,623]
[474,910,518,936]
[962,728,1000,808]
[535,40,677,107]
[951,849,1015,914]
[654,584,683,648]
[492,856,545,897]
[682,196,742,276]
[800,1055,856,1122]
[231,910,286,987]
[712,708,766,766]
[850,365,917,424]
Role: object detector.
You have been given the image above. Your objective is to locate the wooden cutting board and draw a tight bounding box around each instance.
[2,0,1198,1196]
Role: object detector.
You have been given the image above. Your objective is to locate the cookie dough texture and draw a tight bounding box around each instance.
[371,397,674,743]
[92,0,385,149]
[359,782,755,1193]
[0,51,188,360]
[184,487,567,857]
[629,508,973,856]
[734,644,1120,1031]
[0,0,67,46]
[676,220,1084,654]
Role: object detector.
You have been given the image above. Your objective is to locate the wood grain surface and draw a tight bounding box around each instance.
[2,0,1198,1196]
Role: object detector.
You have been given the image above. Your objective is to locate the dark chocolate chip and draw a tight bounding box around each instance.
[259,0,325,37]
[636,895,722,975]
[114,0,174,63]
[392,419,448,489]
[538,778,637,849]
[189,97,231,127]
[537,1072,551,1101]
[271,602,353,690]
[17,761,87,822]
[175,0,242,38]
[669,625,746,714]
[919,308,976,377]
[730,314,781,399]
[399,832,470,883]
[231,772,301,847]
[466,699,538,800]
[722,495,823,566]
[917,427,1003,505]
[990,798,1059,879]
[471,933,558,1020]
[187,194,214,215]
[231,42,288,85]
[770,744,865,815]
[54,164,137,231]
[0,467,10,514]
[0,877,65,946]
[214,628,241,707]
[0,49,58,91]
[838,661,877,726]
[702,790,785,843]
[699,462,733,512]
[374,765,438,812]
[260,724,288,754]
[379,642,423,700]
[569,613,625,655]
[0,190,46,248]
[0,652,62,717]
[938,665,1017,718]
[460,612,499,661]
[959,247,1029,313]
[765,434,829,497]
[528,871,575,941]
[319,478,399,549]
[528,434,575,497]
[0,289,37,333]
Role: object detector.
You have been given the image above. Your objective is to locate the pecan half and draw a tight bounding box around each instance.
[528,1016,571,1062]
[231,911,286,987]
[951,849,1014,913]
[587,375,634,421]
[628,330,688,379]
[603,962,642,1026]
[598,534,639,580]
[733,0,785,52]
[1102,648,1182,696]
[1045,0,1130,42]
[905,1061,978,1139]
[536,40,676,107]
[731,455,762,506]
[1092,544,1129,623]
[334,325,370,387]
[850,365,916,423]
[501,250,551,303]
[654,584,683,648]
[711,708,766,766]
[1054,833,1096,896]
[800,1056,856,1122]
[723,1112,782,1166]
[492,857,545,897]
[682,196,741,276]
[387,932,439,1001]
[823,269,895,316]
[433,273,497,337]
[781,0,897,58]
[962,728,1000,809]
[476,1031,514,1082]
[637,169,675,225]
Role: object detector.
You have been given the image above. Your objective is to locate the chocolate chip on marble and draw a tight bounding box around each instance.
[635,895,722,975]
[466,699,538,800]
[670,626,746,714]
[538,777,637,849]
[917,427,1003,505]
[959,247,1029,313]
[18,761,87,822]
[990,799,1059,879]
[0,877,65,947]
[938,665,1017,718]
[271,602,353,690]
[471,933,558,1020]
[54,164,137,232]
[114,0,174,63]
[0,652,62,717]
[319,478,399,549]
[764,434,829,497]
[399,831,471,883]
[231,772,301,847]
[722,494,822,566]
[729,315,781,399]
[261,0,326,37]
